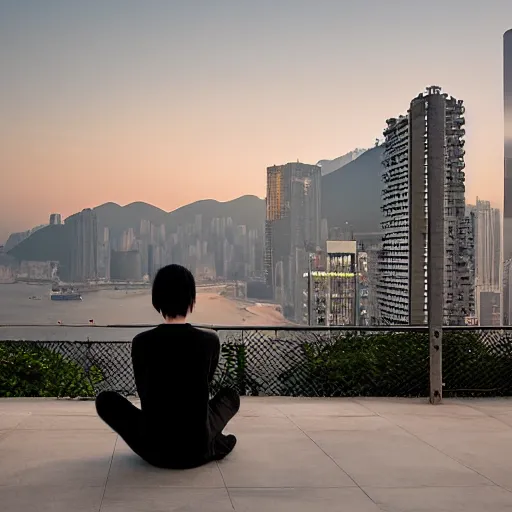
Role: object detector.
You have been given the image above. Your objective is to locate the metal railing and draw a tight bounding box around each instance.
[2,324,512,399]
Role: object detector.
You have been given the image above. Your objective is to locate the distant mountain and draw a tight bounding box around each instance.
[321,145,384,236]
[164,196,265,233]
[94,201,170,239]
[4,225,46,252]
[8,196,266,267]
[317,148,368,176]
[94,195,265,238]
[8,224,72,276]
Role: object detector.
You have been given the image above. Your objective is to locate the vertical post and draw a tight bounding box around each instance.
[326,250,331,327]
[354,251,360,326]
[427,90,445,404]
[307,254,312,326]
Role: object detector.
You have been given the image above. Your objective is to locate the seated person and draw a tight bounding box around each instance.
[96,264,240,469]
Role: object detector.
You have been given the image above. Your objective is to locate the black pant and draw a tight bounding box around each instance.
[95,388,240,469]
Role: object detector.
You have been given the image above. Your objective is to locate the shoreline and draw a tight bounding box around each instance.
[0,282,290,328]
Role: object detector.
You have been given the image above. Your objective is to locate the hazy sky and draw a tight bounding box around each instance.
[1,0,511,242]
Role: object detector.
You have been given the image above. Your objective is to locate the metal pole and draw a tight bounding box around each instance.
[307,254,312,326]
[354,250,360,326]
[426,90,445,404]
[326,252,331,327]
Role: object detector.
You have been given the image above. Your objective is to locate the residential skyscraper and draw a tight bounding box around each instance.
[97,226,110,280]
[377,114,409,324]
[470,199,501,325]
[66,208,98,282]
[503,29,512,324]
[121,228,136,251]
[377,86,473,326]
[265,162,321,321]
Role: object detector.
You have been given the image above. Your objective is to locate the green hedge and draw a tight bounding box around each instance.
[282,331,512,397]
[211,342,261,397]
[2,331,512,399]
[0,343,103,398]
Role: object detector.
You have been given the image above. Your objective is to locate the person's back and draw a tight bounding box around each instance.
[132,324,219,457]
[95,264,240,469]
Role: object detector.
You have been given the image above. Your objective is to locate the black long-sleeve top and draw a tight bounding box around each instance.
[131,323,220,458]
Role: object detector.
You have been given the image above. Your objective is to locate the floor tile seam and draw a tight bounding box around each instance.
[13,428,111,432]
[359,483,499,491]
[10,416,26,432]
[0,429,18,443]
[354,401,512,432]
[237,414,286,418]
[442,401,512,431]
[272,402,377,420]
[0,483,106,489]
[216,462,236,511]
[4,429,117,434]
[1,483,499,490]
[486,413,512,431]
[282,412,381,508]
[14,414,98,418]
[245,411,303,431]
[285,414,378,419]
[225,482,494,490]
[102,484,229,489]
[353,399,503,489]
[223,484,359,489]
[352,398,491,419]
[98,434,118,512]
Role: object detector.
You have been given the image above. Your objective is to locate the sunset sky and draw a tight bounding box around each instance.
[1,0,511,243]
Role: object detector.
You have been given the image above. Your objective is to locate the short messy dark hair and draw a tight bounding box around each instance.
[152,264,196,319]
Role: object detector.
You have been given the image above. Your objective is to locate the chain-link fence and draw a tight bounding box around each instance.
[1,326,512,398]
[442,327,512,396]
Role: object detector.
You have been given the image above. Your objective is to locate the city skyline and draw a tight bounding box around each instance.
[1,1,511,242]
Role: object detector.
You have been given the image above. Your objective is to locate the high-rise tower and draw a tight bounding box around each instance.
[66,209,98,282]
[377,86,473,325]
[471,199,501,325]
[265,162,321,321]
[503,29,512,324]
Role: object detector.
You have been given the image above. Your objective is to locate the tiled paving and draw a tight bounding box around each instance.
[3,397,512,510]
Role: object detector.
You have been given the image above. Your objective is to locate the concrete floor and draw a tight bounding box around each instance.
[3,397,512,511]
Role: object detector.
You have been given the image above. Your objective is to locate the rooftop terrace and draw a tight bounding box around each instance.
[3,397,512,511]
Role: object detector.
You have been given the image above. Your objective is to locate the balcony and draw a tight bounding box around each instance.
[2,326,512,510]
[3,396,512,511]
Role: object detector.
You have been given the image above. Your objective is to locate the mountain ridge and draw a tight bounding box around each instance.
[8,195,267,267]
[317,148,368,176]
[88,194,263,215]
[92,195,265,238]
[321,144,384,235]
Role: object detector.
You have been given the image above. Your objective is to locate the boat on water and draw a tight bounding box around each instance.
[50,290,82,301]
